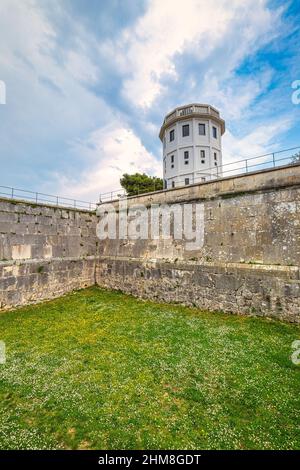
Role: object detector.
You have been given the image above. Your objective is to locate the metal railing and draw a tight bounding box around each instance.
[0,186,97,211]
[99,146,300,202]
[1,146,299,207]
[164,104,220,125]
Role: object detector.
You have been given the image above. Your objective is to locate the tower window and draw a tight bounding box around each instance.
[201,160,205,164]
[201,150,205,159]
[171,155,174,163]
[172,181,175,188]
[182,124,190,137]
[214,152,217,160]
[199,123,206,135]
[170,129,175,142]
[185,178,190,185]
[212,126,217,139]
[184,150,189,165]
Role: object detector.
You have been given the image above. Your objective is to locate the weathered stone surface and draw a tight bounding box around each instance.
[96,258,300,322]
[0,200,98,309]
[0,200,98,262]
[96,165,300,322]
[0,165,300,320]
[0,257,96,309]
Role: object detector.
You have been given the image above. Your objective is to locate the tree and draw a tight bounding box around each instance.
[120,173,163,196]
[291,151,300,163]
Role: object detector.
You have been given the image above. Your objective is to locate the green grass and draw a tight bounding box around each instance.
[0,287,299,450]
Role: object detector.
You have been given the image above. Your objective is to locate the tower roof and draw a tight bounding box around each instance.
[159,103,225,141]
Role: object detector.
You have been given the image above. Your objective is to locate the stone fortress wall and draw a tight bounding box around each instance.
[0,200,98,308]
[1,163,299,322]
[96,164,300,323]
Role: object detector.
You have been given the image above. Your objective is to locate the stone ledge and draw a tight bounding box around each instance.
[105,163,300,208]
[0,197,96,214]
[0,255,98,267]
[98,256,300,279]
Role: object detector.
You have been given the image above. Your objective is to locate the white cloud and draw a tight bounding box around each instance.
[195,68,274,123]
[111,0,281,109]
[222,117,292,169]
[54,121,161,201]
[0,0,147,197]
[0,0,108,134]
[0,0,163,201]
[0,0,99,86]
[0,0,294,202]
[64,49,99,84]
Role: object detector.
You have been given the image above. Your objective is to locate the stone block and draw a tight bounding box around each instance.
[11,244,31,260]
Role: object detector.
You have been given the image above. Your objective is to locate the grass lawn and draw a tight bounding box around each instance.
[0,286,299,450]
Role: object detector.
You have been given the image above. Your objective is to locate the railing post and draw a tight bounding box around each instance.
[36,192,38,203]
[273,153,276,167]
[11,188,14,199]
[56,196,59,206]
[245,159,248,172]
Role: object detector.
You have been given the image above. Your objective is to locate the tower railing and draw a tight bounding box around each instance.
[164,104,215,124]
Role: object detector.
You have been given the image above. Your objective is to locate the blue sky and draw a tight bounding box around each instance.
[0,0,299,201]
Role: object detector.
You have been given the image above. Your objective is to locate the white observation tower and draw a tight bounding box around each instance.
[159,103,225,189]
